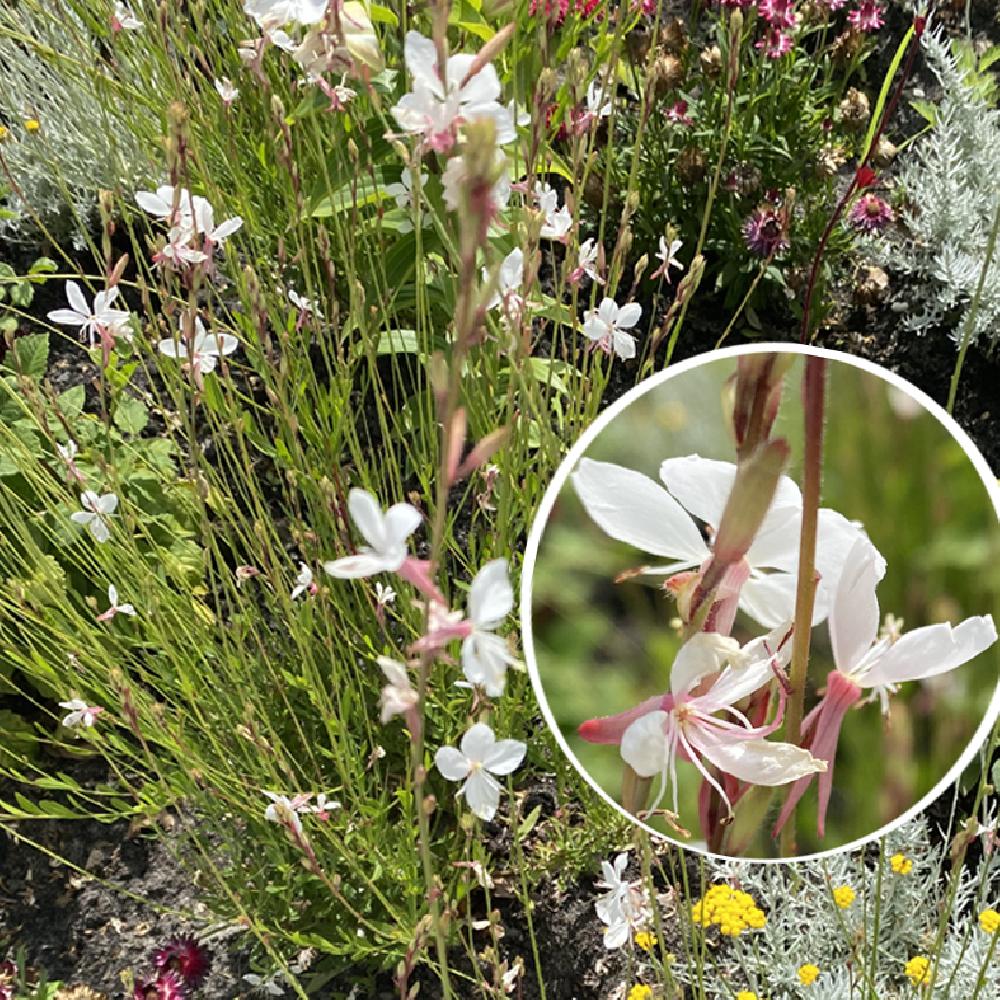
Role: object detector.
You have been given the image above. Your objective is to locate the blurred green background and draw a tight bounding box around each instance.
[531,354,1000,856]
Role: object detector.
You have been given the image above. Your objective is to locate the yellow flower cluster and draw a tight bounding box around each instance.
[634,930,657,952]
[832,885,856,909]
[626,986,652,1000]
[736,992,759,1000]
[904,956,932,986]
[691,884,766,936]
[24,118,40,133]
[889,852,913,874]
[979,908,1000,934]
[797,964,820,986]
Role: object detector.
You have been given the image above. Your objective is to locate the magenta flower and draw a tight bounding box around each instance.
[774,538,997,838]
[580,630,825,818]
[848,1,884,32]
[666,99,693,126]
[758,0,799,30]
[848,192,894,234]
[153,936,212,989]
[756,27,794,59]
[743,205,791,257]
[133,972,186,1000]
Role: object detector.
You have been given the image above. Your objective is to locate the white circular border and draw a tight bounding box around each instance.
[520,342,1000,863]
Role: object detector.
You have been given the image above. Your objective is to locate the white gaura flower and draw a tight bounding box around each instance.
[136,184,194,226]
[59,699,103,729]
[263,791,305,837]
[377,656,419,724]
[96,584,136,622]
[112,2,142,31]
[290,562,315,599]
[483,248,524,316]
[587,80,613,118]
[391,31,515,152]
[594,852,650,949]
[435,723,527,821]
[775,536,998,837]
[324,489,421,578]
[535,182,574,241]
[215,78,239,105]
[572,237,603,284]
[442,151,512,214]
[288,288,320,316]
[157,316,239,377]
[71,491,118,543]
[385,167,429,233]
[48,281,131,347]
[571,454,877,629]
[605,630,825,816]
[582,298,642,360]
[375,581,396,607]
[461,559,521,696]
[651,236,684,282]
[155,228,209,269]
[185,199,243,249]
[244,0,327,31]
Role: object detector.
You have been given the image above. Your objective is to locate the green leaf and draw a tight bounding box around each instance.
[369,3,399,25]
[377,329,422,356]
[6,333,48,378]
[28,256,58,275]
[517,804,542,839]
[309,177,387,218]
[113,397,148,436]
[910,98,938,126]
[57,385,86,420]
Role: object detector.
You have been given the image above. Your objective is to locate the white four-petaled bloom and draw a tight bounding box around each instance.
[71,491,118,543]
[385,168,429,233]
[59,699,102,729]
[157,316,239,376]
[483,248,524,318]
[652,236,684,282]
[243,0,327,30]
[290,562,314,599]
[97,584,136,621]
[323,489,421,579]
[576,238,602,283]
[263,791,305,836]
[391,31,515,152]
[375,582,396,607]
[461,560,520,696]
[571,454,876,628]
[377,656,419,724]
[582,298,642,360]
[616,630,825,816]
[535,183,574,241]
[594,852,651,949]
[215,78,239,105]
[112,2,142,31]
[48,281,131,347]
[434,723,526,821]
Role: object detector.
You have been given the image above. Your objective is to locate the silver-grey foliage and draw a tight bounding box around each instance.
[0,4,153,248]
[873,29,1000,347]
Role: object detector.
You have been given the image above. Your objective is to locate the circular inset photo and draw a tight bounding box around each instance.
[523,346,1000,859]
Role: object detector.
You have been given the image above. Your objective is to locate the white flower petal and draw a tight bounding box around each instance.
[830,537,883,675]
[460,722,497,762]
[738,572,800,629]
[483,738,526,776]
[383,502,421,548]
[463,768,502,821]
[861,615,998,687]
[620,711,669,778]
[468,559,513,629]
[347,489,387,550]
[689,729,825,786]
[323,553,390,578]
[571,458,708,563]
[435,746,471,782]
[670,633,742,697]
[615,302,642,329]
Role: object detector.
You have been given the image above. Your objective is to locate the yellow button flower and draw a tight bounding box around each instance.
[737,992,759,1000]
[889,852,913,874]
[0,124,8,141]
[832,885,856,909]
[690,884,767,937]
[979,908,1000,934]
[627,986,652,1000]
[24,118,40,133]
[904,956,932,986]
[798,964,820,986]
[634,930,656,952]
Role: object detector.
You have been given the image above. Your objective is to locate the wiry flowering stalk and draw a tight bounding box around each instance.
[779,355,826,855]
